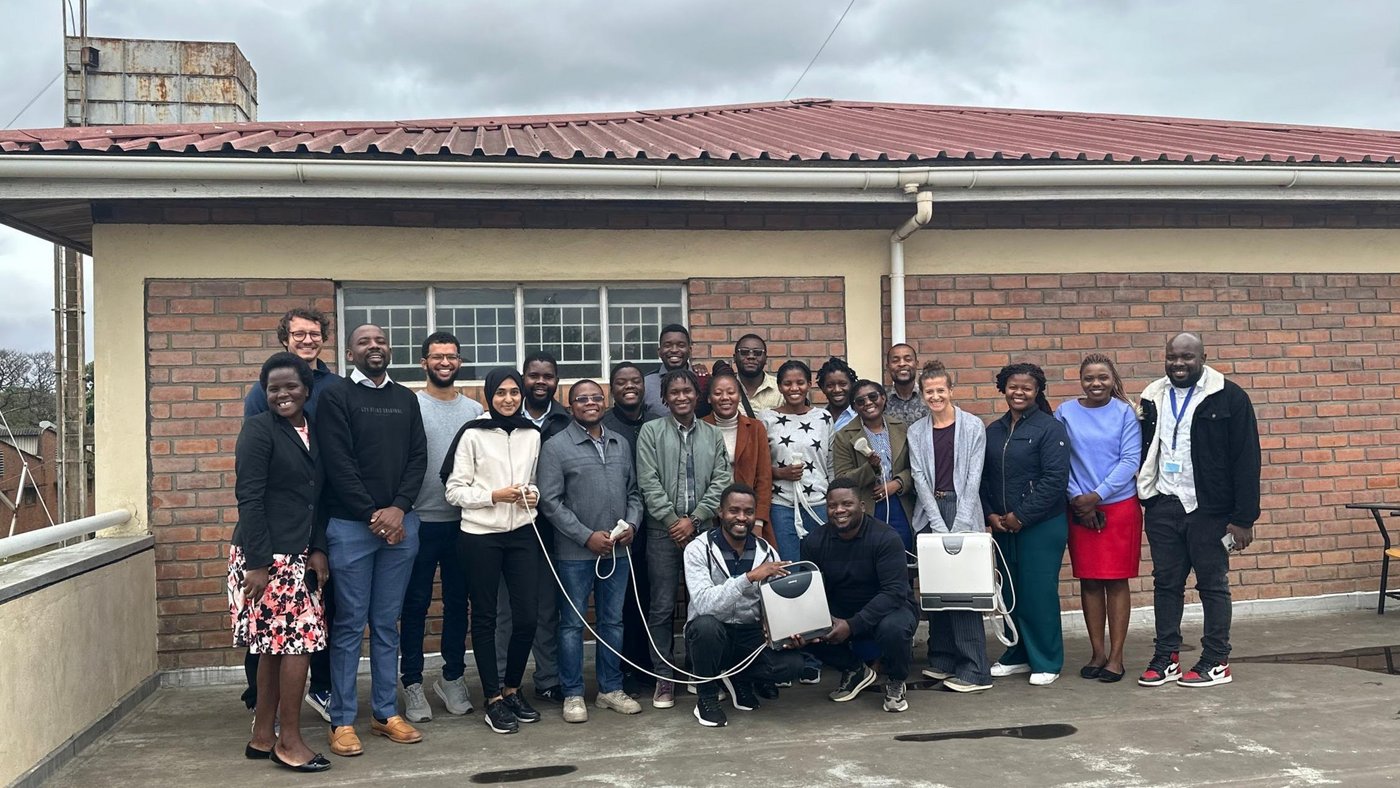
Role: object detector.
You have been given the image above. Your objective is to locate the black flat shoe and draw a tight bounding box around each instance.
[1078,664,1103,680]
[244,743,271,760]
[270,748,332,773]
[1098,667,1125,683]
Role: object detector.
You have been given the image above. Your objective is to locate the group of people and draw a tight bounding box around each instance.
[229,307,1262,771]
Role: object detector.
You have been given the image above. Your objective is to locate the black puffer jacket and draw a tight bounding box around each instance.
[981,408,1071,526]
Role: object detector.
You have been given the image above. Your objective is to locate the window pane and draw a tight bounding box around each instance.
[436,288,517,381]
[524,288,601,379]
[608,287,683,369]
[342,287,427,373]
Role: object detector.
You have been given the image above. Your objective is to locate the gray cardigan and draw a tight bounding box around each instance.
[907,407,986,534]
[536,422,644,562]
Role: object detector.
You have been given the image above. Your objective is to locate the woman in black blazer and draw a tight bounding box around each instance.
[229,352,331,772]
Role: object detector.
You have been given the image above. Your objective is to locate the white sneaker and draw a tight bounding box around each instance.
[562,696,588,723]
[434,676,474,715]
[990,662,1031,677]
[403,683,433,723]
[595,689,643,715]
[1029,672,1060,686]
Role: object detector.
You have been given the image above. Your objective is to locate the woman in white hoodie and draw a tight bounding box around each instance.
[443,368,542,735]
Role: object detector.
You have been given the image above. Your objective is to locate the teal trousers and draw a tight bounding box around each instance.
[994,513,1068,673]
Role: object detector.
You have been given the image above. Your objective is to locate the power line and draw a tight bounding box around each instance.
[3,70,63,129]
[783,0,858,101]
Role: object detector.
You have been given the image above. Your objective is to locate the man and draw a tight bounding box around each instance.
[883,344,929,425]
[601,361,662,689]
[683,483,804,728]
[537,379,645,723]
[399,332,482,723]
[243,307,336,419]
[496,350,573,705]
[1136,332,1260,689]
[644,324,710,419]
[799,478,919,714]
[731,334,780,415]
[317,324,427,756]
[637,368,732,709]
[239,305,337,722]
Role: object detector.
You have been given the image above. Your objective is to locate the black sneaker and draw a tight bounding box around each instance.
[754,682,780,700]
[800,665,822,685]
[882,681,909,713]
[721,677,760,711]
[533,685,565,704]
[484,699,519,734]
[693,694,728,727]
[502,692,541,723]
[828,665,877,702]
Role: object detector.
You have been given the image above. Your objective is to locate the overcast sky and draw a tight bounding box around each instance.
[3,0,1400,352]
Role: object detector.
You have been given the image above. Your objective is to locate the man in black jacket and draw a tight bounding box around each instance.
[1136,332,1261,689]
[317,323,428,756]
[799,478,919,713]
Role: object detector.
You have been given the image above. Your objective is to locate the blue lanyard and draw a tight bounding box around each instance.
[1168,386,1195,451]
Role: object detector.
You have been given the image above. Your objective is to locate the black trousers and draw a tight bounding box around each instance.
[461,527,541,699]
[1144,496,1233,664]
[684,615,803,698]
[804,606,917,682]
[242,575,334,709]
[620,525,654,680]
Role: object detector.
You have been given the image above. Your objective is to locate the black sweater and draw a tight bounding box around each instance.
[316,376,427,522]
[800,515,918,638]
[233,412,326,569]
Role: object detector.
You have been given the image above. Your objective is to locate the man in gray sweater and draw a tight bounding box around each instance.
[536,380,645,723]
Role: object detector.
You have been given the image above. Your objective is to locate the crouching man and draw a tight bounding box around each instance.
[799,477,919,713]
[683,483,803,728]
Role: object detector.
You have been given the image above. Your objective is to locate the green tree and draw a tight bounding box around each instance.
[0,349,56,430]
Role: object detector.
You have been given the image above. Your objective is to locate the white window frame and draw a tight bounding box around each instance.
[336,282,688,384]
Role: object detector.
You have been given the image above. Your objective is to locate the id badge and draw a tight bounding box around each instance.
[1163,457,1183,474]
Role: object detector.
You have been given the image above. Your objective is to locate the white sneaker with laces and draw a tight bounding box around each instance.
[563,696,588,723]
[595,689,643,715]
[1029,672,1060,686]
[434,676,474,715]
[990,662,1031,677]
[403,683,432,723]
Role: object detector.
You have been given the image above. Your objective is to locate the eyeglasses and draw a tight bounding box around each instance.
[572,395,606,405]
[852,393,883,406]
[735,349,765,358]
[289,331,323,341]
[425,354,461,363]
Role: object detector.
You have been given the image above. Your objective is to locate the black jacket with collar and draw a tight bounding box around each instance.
[233,411,327,570]
[981,407,1071,527]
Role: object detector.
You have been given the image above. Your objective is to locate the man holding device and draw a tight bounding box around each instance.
[1136,332,1261,688]
[683,483,804,728]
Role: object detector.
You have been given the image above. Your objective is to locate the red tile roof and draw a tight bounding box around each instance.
[3,99,1400,164]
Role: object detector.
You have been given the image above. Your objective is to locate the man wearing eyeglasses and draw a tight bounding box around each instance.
[239,306,339,722]
[243,307,337,419]
[399,332,484,723]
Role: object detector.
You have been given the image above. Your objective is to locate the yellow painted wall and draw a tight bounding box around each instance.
[0,547,157,785]
[92,223,1400,530]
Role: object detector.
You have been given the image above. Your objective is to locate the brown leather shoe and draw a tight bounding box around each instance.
[371,715,423,744]
[328,725,363,757]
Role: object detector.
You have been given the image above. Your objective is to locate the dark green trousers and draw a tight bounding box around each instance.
[994,512,1068,673]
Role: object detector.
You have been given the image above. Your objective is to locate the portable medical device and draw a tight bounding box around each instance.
[759,561,832,650]
[916,532,997,612]
[610,519,631,541]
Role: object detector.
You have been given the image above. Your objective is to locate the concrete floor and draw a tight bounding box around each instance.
[48,610,1400,787]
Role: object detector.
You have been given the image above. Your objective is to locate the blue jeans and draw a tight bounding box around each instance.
[556,557,631,697]
[399,520,468,686]
[327,513,420,726]
[769,502,827,562]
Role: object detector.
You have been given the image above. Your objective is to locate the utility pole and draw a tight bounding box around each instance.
[54,0,88,524]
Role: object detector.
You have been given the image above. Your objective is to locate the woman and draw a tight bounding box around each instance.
[981,362,1071,687]
[908,361,991,693]
[444,368,543,735]
[1055,353,1143,683]
[704,366,775,543]
[759,360,832,561]
[817,356,858,431]
[229,352,331,772]
[831,379,915,552]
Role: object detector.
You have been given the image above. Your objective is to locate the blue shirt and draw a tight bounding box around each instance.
[1054,398,1142,505]
[243,358,336,421]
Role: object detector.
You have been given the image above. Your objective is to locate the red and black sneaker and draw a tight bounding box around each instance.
[1179,660,1232,688]
[1137,652,1181,687]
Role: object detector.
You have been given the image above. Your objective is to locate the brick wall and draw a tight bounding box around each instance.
[146,278,336,669]
[688,276,846,367]
[888,272,1400,607]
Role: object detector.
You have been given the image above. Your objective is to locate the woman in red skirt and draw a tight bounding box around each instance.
[1054,354,1143,683]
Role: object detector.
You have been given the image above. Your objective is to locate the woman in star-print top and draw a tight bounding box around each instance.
[758,359,832,561]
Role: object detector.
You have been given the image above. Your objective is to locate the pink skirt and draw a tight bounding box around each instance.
[227,546,326,655]
[1066,497,1143,580]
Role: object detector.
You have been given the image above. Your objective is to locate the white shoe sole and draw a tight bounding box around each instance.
[719,677,756,711]
[595,697,643,715]
[1029,673,1059,686]
[943,680,992,693]
[692,704,726,727]
[829,668,877,702]
[883,699,909,712]
[921,668,954,681]
[990,663,1031,677]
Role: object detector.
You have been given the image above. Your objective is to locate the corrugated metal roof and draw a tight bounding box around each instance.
[3,99,1400,164]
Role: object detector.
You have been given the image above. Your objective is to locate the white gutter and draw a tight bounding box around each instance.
[6,158,1400,202]
[889,187,933,345]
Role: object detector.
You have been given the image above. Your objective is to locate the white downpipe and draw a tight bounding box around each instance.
[889,188,933,346]
[0,509,132,561]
